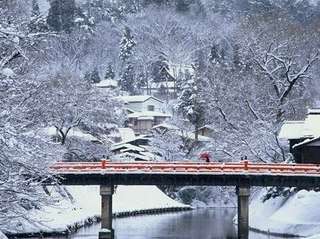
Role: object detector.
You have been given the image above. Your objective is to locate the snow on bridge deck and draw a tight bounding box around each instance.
[50,160,320,175]
[49,161,320,187]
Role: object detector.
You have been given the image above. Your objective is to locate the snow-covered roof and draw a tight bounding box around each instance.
[278,121,305,139]
[112,135,150,147]
[117,95,163,104]
[118,128,135,142]
[141,81,176,89]
[198,125,215,131]
[279,109,320,140]
[114,152,152,161]
[180,132,211,142]
[95,79,118,88]
[152,123,210,142]
[152,123,179,130]
[292,136,320,149]
[304,111,320,137]
[128,111,171,119]
[111,143,145,152]
[168,63,194,77]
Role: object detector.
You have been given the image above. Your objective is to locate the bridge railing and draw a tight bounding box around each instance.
[49,160,320,175]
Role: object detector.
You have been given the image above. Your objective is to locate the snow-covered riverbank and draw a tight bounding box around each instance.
[249,189,320,237]
[4,186,190,235]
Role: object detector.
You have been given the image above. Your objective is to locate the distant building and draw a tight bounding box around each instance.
[152,123,211,143]
[141,81,177,97]
[117,95,170,135]
[279,109,320,163]
[196,125,215,137]
[117,95,164,113]
[95,79,118,89]
[111,135,159,161]
[127,111,171,135]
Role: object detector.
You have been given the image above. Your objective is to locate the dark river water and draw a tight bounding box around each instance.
[68,208,289,239]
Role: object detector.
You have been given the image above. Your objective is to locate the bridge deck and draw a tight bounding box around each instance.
[50,161,320,187]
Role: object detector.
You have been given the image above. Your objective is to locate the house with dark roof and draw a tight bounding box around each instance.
[279,109,320,163]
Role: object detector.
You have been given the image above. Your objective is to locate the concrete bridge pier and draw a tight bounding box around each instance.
[99,185,114,239]
[236,186,250,239]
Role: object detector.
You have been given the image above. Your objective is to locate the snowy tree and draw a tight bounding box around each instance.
[47,0,77,33]
[119,63,135,94]
[251,43,319,122]
[119,26,136,63]
[32,67,124,145]
[31,0,40,18]
[0,4,68,227]
[104,63,115,79]
[91,67,101,83]
[176,82,206,141]
[149,130,186,161]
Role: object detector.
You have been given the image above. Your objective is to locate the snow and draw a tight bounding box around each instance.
[278,121,305,139]
[0,231,8,239]
[128,111,171,118]
[95,79,118,88]
[293,136,320,149]
[118,128,135,142]
[1,68,15,78]
[42,127,100,142]
[5,186,189,234]
[142,81,176,89]
[279,109,320,139]
[249,189,320,237]
[117,95,163,104]
[111,143,145,152]
[152,123,179,130]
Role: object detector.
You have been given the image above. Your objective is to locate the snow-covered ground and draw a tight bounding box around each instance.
[249,189,320,237]
[5,186,189,234]
[0,231,8,239]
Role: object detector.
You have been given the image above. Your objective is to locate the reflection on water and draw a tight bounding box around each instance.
[69,208,294,239]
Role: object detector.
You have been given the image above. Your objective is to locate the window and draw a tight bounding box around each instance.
[147,105,155,111]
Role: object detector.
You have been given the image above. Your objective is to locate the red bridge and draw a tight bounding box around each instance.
[49,160,320,239]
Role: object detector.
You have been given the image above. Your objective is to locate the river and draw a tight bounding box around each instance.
[69,208,289,239]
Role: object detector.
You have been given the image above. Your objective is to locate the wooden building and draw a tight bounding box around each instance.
[279,109,320,164]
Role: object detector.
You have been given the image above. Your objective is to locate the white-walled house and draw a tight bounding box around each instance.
[127,111,171,135]
[117,95,164,113]
[117,95,171,135]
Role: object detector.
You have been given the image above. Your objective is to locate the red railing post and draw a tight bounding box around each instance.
[101,159,107,169]
[244,160,248,170]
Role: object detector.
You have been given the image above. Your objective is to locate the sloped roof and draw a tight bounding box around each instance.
[117,95,163,104]
[141,81,176,89]
[278,121,305,139]
[128,111,171,119]
[279,109,320,140]
[95,79,118,88]
[118,128,135,142]
[293,136,320,149]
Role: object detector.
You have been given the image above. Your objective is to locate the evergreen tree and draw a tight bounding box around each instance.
[119,64,135,94]
[29,0,48,33]
[84,70,91,82]
[175,0,190,12]
[151,54,172,82]
[104,64,115,80]
[119,26,136,63]
[176,76,206,142]
[91,67,101,83]
[47,0,76,33]
[31,0,40,18]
